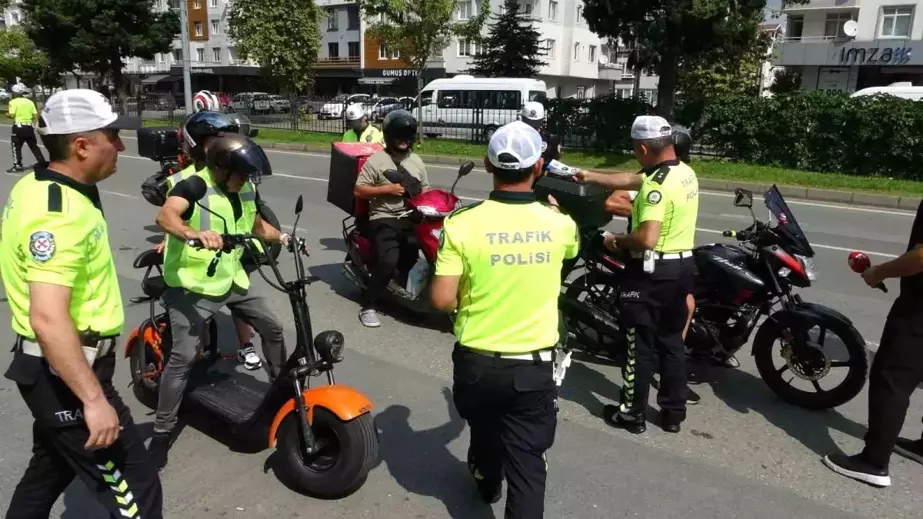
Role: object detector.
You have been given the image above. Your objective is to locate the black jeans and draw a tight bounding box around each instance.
[365,217,418,306]
[452,346,557,519]
[4,352,163,519]
[862,297,923,467]
[10,125,44,168]
[617,259,694,424]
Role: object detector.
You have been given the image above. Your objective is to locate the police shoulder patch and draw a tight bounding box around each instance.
[29,230,56,262]
[646,190,663,205]
[365,133,373,142]
[541,141,548,153]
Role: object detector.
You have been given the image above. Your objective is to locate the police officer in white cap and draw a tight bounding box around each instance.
[520,101,562,168]
[342,103,384,145]
[576,115,699,434]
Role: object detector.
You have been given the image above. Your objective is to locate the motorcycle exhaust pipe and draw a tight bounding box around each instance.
[558,295,621,336]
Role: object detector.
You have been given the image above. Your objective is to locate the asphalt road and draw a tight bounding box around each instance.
[0,132,920,518]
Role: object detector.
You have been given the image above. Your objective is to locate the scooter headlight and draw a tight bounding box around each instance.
[314,330,345,364]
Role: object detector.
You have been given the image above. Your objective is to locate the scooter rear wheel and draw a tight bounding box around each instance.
[274,407,378,499]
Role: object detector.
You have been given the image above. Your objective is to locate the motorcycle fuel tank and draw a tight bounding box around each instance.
[694,244,766,301]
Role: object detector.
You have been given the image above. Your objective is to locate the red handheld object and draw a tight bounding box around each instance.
[847,251,887,293]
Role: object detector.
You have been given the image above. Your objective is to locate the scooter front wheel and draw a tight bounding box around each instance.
[274,407,379,498]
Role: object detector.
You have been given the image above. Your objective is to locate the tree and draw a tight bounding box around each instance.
[20,0,179,93]
[228,0,321,93]
[581,0,806,118]
[678,46,763,102]
[466,0,546,77]
[357,0,489,139]
[770,67,802,95]
[0,28,49,86]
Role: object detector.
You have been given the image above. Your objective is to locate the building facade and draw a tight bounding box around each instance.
[773,0,923,93]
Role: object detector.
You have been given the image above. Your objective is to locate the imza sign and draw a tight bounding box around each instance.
[839,46,913,65]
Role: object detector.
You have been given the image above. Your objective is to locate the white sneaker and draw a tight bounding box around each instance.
[237,344,263,371]
[359,308,381,328]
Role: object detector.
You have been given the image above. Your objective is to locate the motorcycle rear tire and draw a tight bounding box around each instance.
[752,314,869,410]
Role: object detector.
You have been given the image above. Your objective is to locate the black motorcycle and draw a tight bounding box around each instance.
[560,186,870,411]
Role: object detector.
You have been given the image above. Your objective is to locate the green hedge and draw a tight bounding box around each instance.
[543,91,923,181]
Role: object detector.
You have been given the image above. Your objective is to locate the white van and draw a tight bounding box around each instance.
[850,82,923,101]
[414,76,547,139]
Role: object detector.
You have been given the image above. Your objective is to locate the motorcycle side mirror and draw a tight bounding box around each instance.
[733,188,753,208]
[458,161,475,177]
[249,128,260,138]
[295,195,304,215]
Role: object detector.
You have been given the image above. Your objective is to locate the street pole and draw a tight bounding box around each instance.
[179,0,193,114]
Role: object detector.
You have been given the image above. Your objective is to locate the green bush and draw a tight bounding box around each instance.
[543,91,923,181]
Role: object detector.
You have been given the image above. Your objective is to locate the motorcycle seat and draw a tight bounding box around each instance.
[142,275,167,299]
[134,249,164,269]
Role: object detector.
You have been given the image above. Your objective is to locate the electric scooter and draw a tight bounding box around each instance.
[124,188,378,498]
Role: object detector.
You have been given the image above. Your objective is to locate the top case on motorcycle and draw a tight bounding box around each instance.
[327,142,384,219]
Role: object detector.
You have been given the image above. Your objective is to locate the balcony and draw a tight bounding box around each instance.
[316,56,361,68]
[783,0,859,13]
[772,38,918,67]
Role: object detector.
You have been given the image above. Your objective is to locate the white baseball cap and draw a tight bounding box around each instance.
[38,89,141,136]
[521,101,545,122]
[487,120,544,170]
[630,115,673,141]
[345,103,365,121]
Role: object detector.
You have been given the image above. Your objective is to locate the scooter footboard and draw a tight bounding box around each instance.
[268,384,374,448]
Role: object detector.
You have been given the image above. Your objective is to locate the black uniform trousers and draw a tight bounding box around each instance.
[364,217,418,305]
[10,124,44,168]
[452,345,557,519]
[862,296,923,468]
[617,257,695,425]
[4,350,163,519]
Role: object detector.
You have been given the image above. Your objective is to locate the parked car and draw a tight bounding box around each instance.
[318,93,370,119]
[230,92,271,114]
[366,96,415,121]
[268,95,292,113]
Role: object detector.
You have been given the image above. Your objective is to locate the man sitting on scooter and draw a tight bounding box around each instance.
[353,109,430,328]
[148,133,292,470]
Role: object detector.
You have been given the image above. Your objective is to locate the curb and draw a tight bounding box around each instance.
[250,140,923,211]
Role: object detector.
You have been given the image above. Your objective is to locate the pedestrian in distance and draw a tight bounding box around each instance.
[7,83,46,173]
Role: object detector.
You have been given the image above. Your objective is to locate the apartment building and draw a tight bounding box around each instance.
[773,0,923,93]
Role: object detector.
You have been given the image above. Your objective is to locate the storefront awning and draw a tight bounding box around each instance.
[358,77,396,85]
[141,74,175,85]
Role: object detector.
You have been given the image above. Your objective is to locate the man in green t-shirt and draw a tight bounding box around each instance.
[6,84,45,172]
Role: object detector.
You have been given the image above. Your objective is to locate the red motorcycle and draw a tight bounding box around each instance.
[326,143,474,316]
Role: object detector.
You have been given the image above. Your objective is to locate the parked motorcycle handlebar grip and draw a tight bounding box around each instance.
[876,281,888,293]
[186,239,204,248]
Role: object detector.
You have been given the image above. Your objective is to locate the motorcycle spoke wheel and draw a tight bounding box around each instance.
[563,273,623,362]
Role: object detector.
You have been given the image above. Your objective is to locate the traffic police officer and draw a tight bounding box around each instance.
[431,120,579,517]
[342,103,384,145]
[7,83,45,173]
[822,198,923,487]
[1,89,163,518]
[520,101,562,168]
[577,115,699,434]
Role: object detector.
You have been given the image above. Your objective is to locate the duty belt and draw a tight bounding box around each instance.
[631,250,693,260]
[461,345,554,362]
[15,334,118,366]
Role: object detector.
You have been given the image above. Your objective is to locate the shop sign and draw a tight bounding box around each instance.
[381,69,419,77]
[839,46,913,65]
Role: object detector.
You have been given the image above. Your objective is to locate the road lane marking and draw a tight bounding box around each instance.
[0,129,913,217]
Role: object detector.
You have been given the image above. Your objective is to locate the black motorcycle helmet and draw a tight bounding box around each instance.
[672,124,692,163]
[382,109,417,151]
[205,133,272,187]
[181,111,241,161]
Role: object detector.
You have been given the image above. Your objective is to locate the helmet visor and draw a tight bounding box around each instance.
[225,142,272,184]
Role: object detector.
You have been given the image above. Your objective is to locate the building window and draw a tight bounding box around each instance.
[210,0,217,6]
[548,0,557,21]
[157,53,165,63]
[348,41,360,58]
[347,5,360,29]
[173,48,182,61]
[880,6,913,38]
[457,0,473,20]
[787,15,803,41]
[196,48,204,61]
[328,42,339,59]
[576,86,586,99]
[327,8,338,31]
[458,38,481,57]
[573,42,579,61]
[193,0,201,8]
[576,5,582,22]
[521,0,533,15]
[211,19,219,34]
[392,48,400,59]
[588,45,596,62]
[212,47,221,62]
[379,43,389,59]
[546,38,556,59]
[824,13,854,39]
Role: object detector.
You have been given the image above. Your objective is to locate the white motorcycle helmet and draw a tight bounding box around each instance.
[193,90,220,113]
[520,101,545,130]
[11,83,26,95]
[345,103,366,131]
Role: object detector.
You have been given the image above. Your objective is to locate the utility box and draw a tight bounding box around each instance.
[533,172,612,229]
[326,142,384,215]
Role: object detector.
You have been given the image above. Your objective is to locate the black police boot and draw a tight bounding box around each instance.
[602,404,646,434]
[147,431,175,471]
[6,165,23,173]
[467,447,501,504]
